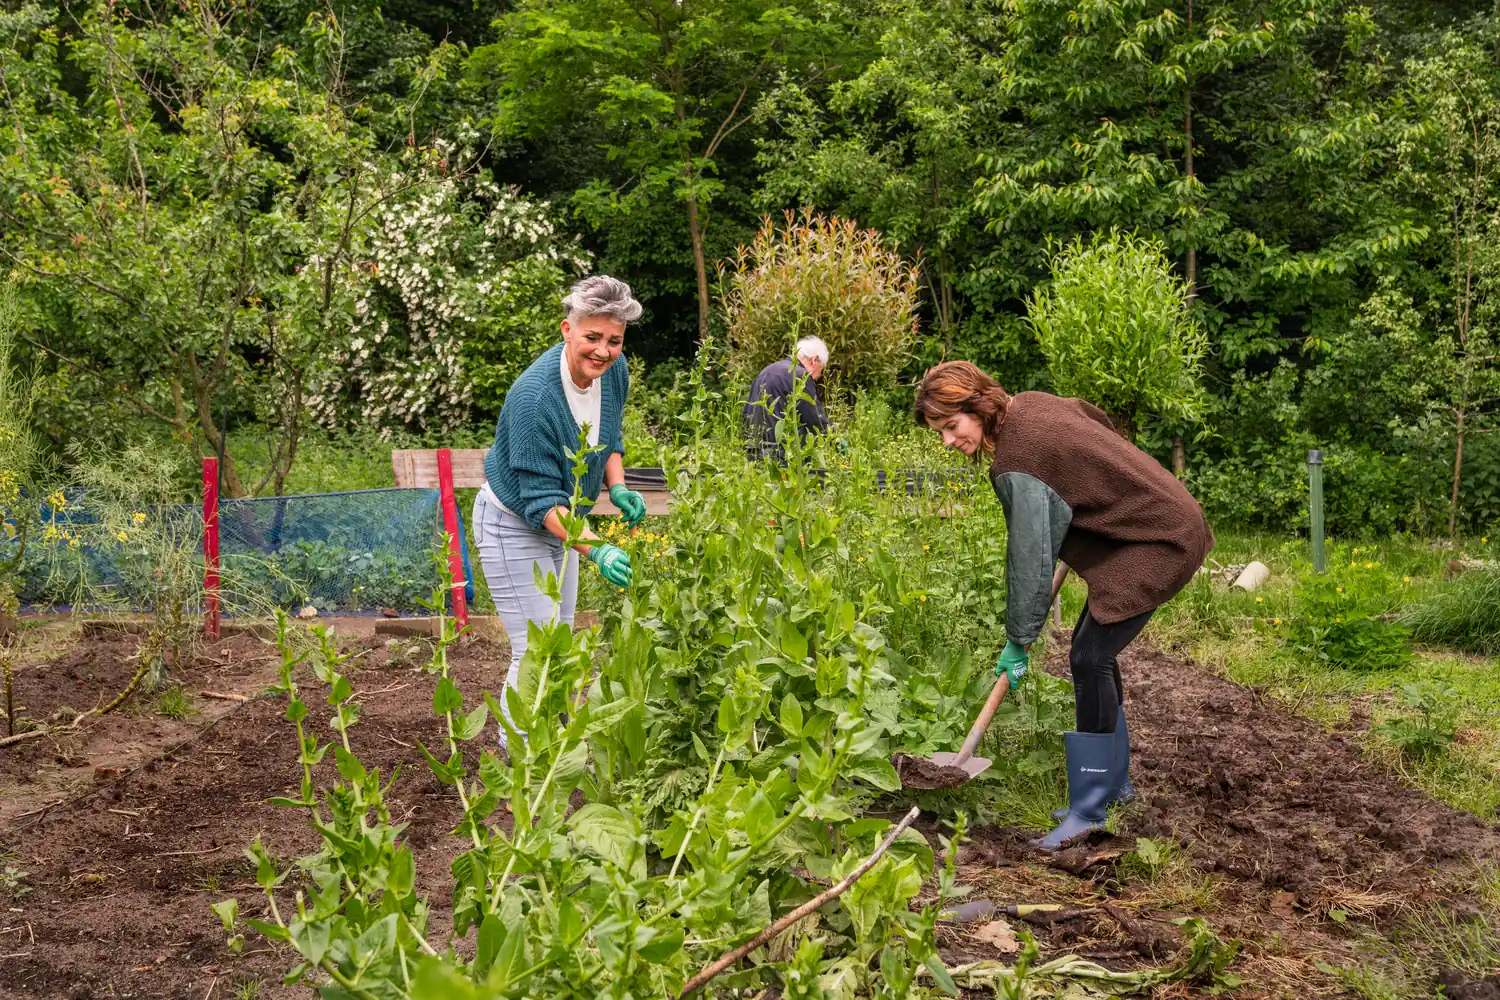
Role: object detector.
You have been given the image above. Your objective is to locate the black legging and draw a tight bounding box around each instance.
[1070,603,1154,733]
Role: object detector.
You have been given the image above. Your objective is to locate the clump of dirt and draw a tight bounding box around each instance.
[1438,971,1500,1000]
[893,753,972,789]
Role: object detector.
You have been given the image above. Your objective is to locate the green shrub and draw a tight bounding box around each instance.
[1286,561,1412,671]
[1375,680,1461,760]
[1027,230,1207,439]
[721,210,920,390]
[1401,571,1500,654]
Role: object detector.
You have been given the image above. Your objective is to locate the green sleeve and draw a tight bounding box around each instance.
[991,471,1073,647]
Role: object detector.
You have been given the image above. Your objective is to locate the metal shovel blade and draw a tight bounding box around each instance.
[893,751,992,790]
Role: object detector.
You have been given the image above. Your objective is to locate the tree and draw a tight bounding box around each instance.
[1028,232,1208,441]
[0,0,449,494]
[754,0,1009,359]
[475,0,848,343]
[1387,30,1500,535]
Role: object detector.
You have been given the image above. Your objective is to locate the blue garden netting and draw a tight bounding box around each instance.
[16,487,472,617]
[218,488,463,616]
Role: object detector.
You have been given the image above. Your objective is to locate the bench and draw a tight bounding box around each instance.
[391,449,674,628]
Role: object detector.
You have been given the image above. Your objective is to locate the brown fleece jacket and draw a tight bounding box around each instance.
[990,391,1215,625]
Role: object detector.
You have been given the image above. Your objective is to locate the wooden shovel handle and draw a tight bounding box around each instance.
[954,672,1010,765]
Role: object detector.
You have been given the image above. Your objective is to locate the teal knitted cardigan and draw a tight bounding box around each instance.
[484,343,629,531]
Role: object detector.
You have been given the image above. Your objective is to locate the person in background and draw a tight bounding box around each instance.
[913,360,1213,851]
[473,275,650,756]
[742,335,832,461]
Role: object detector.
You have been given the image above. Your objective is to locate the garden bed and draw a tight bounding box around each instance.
[1,629,1496,998]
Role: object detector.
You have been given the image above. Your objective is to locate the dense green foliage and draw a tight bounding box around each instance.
[5,0,1500,534]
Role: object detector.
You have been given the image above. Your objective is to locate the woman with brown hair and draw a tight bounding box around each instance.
[914,361,1213,850]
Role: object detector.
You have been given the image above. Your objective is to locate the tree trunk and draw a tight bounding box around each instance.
[1171,436,1186,476]
[1450,405,1466,538]
[684,172,711,344]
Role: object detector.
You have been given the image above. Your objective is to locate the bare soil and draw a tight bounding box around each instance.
[941,645,1500,998]
[1,629,1497,998]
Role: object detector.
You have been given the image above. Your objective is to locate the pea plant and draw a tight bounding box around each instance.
[219,417,967,998]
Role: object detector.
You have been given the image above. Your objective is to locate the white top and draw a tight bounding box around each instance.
[481,349,604,515]
[560,348,603,449]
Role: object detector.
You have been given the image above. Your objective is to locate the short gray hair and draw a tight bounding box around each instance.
[563,275,643,325]
[795,335,830,365]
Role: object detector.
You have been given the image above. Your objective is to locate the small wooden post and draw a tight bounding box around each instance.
[202,457,220,639]
[435,449,469,630]
[1309,449,1325,574]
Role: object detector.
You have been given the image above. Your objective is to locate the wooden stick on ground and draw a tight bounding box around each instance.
[0,729,48,748]
[677,806,921,998]
[198,690,248,703]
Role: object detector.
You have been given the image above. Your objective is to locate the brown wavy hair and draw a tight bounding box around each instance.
[912,361,1012,454]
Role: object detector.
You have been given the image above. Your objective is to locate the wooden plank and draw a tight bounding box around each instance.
[391,449,672,515]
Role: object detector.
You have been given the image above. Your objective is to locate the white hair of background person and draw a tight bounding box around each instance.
[795,335,830,366]
[562,275,643,326]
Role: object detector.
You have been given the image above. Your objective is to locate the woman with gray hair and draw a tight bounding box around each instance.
[474,275,649,754]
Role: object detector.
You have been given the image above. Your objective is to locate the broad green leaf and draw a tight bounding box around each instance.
[569,803,644,878]
[779,617,808,661]
[333,745,367,783]
[454,701,489,742]
[635,925,684,963]
[779,694,804,737]
[476,914,506,974]
[413,957,480,999]
[925,954,960,996]
[210,898,238,931]
[433,676,464,715]
[289,917,332,965]
[846,754,900,792]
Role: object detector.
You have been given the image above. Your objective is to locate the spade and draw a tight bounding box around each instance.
[893,672,1011,789]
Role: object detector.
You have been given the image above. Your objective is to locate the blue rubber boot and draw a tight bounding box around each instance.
[1037,732,1114,852]
[1055,709,1134,820]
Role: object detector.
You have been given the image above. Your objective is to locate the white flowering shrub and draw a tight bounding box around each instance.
[311,138,589,434]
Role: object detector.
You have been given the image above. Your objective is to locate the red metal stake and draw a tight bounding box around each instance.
[435,448,469,630]
[202,457,220,640]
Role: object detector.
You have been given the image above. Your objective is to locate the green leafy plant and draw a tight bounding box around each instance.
[1375,680,1462,761]
[1286,560,1413,671]
[722,210,921,390]
[1028,231,1208,439]
[1,858,31,902]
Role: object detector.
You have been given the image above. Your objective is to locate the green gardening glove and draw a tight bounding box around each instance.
[995,640,1029,687]
[588,542,634,588]
[609,484,648,527]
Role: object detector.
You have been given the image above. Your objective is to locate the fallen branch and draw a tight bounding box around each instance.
[0,729,47,748]
[677,806,920,998]
[198,690,247,703]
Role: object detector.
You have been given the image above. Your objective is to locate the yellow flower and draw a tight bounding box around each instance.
[47,490,66,509]
[1353,548,1359,554]
[131,512,147,526]
[1403,576,1411,583]
[1255,596,1264,603]
[922,545,929,552]
[1336,587,1343,593]
[116,531,128,542]
[919,594,927,602]
[1273,618,1282,625]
